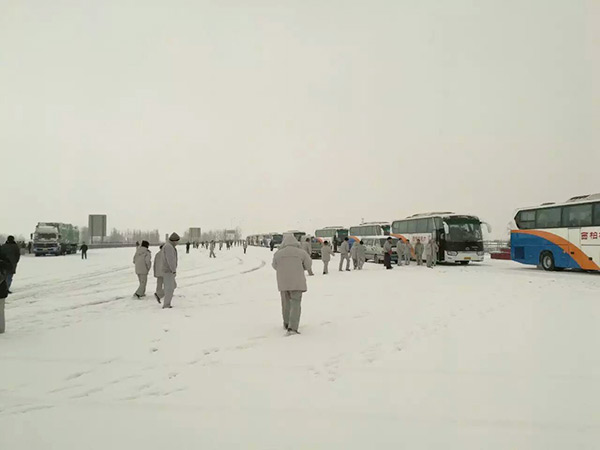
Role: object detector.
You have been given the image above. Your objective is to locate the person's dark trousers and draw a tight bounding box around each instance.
[384,253,392,269]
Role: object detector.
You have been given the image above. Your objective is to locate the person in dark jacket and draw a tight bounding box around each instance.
[80,243,89,259]
[0,250,13,333]
[1,236,20,293]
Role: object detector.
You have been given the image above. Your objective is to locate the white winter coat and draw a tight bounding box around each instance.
[350,243,358,259]
[272,234,312,292]
[162,241,178,274]
[340,241,350,256]
[355,243,366,260]
[133,246,152,275]
[301,241,312,256]
[321,244,334,262]
[154,248,165,277]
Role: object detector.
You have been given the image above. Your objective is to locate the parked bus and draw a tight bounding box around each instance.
[511,194,600,271]
[271,233,283,248]
[315,226,349,252]
[315,226,349,243]
[348,222,390,244]
[391,213,490,264]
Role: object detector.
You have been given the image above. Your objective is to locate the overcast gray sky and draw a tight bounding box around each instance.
[1,0,598,239]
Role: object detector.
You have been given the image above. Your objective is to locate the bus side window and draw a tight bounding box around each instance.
[407,220,417,233]
[563,204,593,227]
[593,203,600,226]
[416,219,428,233]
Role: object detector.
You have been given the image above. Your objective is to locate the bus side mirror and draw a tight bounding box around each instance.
[443,223,450,235]
[482,222,492,233]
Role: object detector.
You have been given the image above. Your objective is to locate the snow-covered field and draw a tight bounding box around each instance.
[1,246,599,449]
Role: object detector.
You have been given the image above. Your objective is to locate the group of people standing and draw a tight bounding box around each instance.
[132,233,180,309]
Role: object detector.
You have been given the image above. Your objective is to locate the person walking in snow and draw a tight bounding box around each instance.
[154,244,165,303]
[272,233,312,335]
[186,242,191,254]
[396,240,403,266]
[321,240,334,274]
[243,240,248,254]
[1,236,20,293]
[161,233,180,309]
[350,240,359,269]
[80,243,89,260]
[133,240,152,298]
[403,240,412,265]
[415,239,424,266]
[301,237,314,276]
[219,241,223,251]
[209,240,217,258]
[356,240,366,270]
[383,237,394,270]
[270,239,275,252]
[339,237,351,272]
[0,250,13,334]
[426,237,439,268]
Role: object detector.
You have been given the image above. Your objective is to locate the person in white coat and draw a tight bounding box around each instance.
[339,237,351,271]
[426,238,439,268]
[301,237,314,276]
[162,233,180,309]
[133,241,152,298]
[272,233,312,335]
[396,240,404,266]
[154,244,165,303]
[403,240,412,265]
[356,240,366,270]
[209,240,217,258]
[350,241,359,269]
[321,241,334,274]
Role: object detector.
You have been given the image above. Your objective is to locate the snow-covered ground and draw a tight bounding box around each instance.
[1,247,599,449]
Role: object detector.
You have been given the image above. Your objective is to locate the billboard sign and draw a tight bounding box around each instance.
[189,227,202,241]
[88,215,107,238]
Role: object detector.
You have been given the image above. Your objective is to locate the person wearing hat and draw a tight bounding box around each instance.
[1,236,21,293]
[162,232,180,309]
[133,240,152,299]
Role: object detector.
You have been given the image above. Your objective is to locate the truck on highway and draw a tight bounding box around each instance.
[31,222,80,256]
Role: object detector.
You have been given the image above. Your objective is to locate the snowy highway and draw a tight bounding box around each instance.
[1,247,599,449]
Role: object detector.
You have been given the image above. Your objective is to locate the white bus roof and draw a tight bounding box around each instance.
[395,213,479,220]
[359,221,390,225]
[317,226,346,229]
[516,193,600,212]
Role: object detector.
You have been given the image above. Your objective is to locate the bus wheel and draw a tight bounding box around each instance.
[540,252,555,271]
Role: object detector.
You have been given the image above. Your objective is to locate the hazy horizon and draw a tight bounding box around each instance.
[2,0,598,240]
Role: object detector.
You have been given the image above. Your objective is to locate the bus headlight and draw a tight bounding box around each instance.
[477,251,484,256]
[447,251,458,256]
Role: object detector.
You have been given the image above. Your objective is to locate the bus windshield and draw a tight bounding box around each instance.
[338,229,349,239]
[316,229,335,238]
[272,234,283,245]
[445,218,482,242]
[382,225,391,236]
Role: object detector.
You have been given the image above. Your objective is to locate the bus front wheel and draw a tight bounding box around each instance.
[540,252,555,271]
